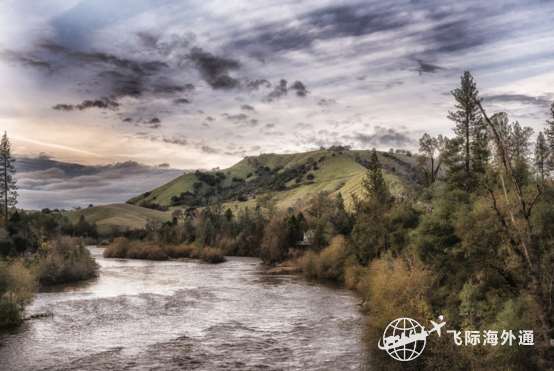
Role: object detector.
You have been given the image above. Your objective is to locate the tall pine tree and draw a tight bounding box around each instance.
[445,71,489,191]
[535,131,548,181]
[361,150,390,203]
[0,132,18,221]
[544,101,554,172]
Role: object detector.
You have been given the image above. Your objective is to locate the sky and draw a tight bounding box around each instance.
[1,0,553,210]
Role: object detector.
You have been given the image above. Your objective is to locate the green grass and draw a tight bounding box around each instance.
[73,150,418,235]
[62,203,172,235]
[128,150,419,210]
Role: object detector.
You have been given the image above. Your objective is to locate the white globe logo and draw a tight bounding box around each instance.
[380,318,426,361]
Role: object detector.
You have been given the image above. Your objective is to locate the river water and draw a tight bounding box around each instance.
[0,247,369,370]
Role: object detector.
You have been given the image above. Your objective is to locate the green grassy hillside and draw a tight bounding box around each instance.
[128,149,419,210]
[62,203,172,235]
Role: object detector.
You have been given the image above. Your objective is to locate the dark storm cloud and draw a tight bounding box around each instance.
[263,79,288,103]
[145,118,161,128]
[289,81,309,97]
[152,85,187,93]
[187,47,241,90]
[136,31,195,57]
[241,104,255,112]
[484,94,553,108]
[0,49,55,73]
[52,104,74,111]
[53,97,120,111]
[412,60,446,75]
[162,137,187,146]
[246,79,271,90]
[34,39,67,53]
[227,2,499,63]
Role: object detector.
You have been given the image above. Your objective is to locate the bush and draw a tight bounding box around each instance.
[315,235,349,280]
[34,236,98,285]
[199,247,226,264]
[103,238,225,263]
[0,260,36,327]
[299,250,318,277]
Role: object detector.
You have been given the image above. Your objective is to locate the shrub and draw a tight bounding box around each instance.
[315,235,349,280]
[0,260,37,327]
[103,239,225,264]
[199,247,226,264]
[299,250,318,277]
[103,237,131,258]
[34,236,98,285]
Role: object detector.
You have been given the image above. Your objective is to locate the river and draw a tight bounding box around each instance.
[0,246,369,370]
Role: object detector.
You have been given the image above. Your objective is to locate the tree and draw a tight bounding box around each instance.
[506,121,534,160]
[476,104,553,347]
[418,133,446,187]
[361,151,390,203]
[445,71,489,190]
[544,101,554,172]
[535,131,548,181]
[0,132,18,221]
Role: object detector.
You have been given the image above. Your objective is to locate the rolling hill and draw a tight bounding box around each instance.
[127,149,419,210]
[62,203,172,235]
[63,150,419,236]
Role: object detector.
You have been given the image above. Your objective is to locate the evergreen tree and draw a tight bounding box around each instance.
[361,150,390,203]
[0,132,18,221]
[445,71,489,190]
[535,131,548,180]
[506,121,534,160]
[544,101,554,172]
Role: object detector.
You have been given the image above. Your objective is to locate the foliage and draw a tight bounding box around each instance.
[33,236,98,285]
[102,237,226,263]
[0,260,36,327]
[0,131,18,220]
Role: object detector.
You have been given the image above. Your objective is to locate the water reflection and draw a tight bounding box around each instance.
[0,246,369,370]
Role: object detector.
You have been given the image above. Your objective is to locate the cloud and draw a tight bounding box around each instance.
[289,81,308,97]
[146,117,161,128]
[157,163,170,168]
[349,126,416,149]
[174,98,191,105]
[122,117,133,122]
[53,97,120,111]
[484,94,552,108]
[318,98,337,107]
[200,145,219,154]
[0,49,55,73]
[187,47,240,90]
[246,79,271,90]
[412,60,445,75]
[263,79,288,103]
[241,104,255,112]
[136,31,195,57]
[162,137,187,146]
